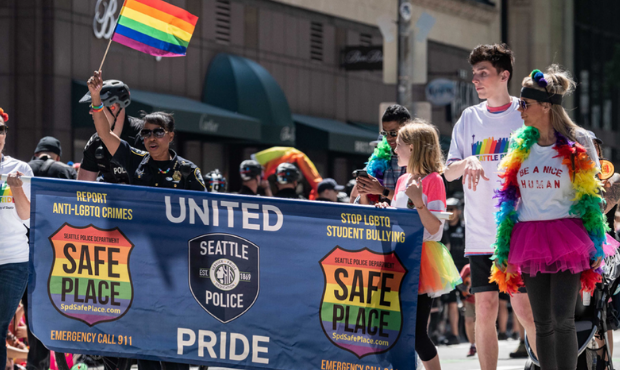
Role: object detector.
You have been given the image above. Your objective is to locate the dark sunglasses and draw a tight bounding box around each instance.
[518,99,538,111]
[380,130,399,137]
[0,125,8,135]
[140,127,167,139]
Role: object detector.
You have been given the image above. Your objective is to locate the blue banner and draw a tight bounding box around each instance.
[28,178,423,370]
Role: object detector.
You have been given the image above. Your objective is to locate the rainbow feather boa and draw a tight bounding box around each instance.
[365,137,393,202]
[490,126,608,295]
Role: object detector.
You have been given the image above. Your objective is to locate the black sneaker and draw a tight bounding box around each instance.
[497,332,508,340]
[467,344,477,357]
[511,331,520,340]
[509,340,528,358]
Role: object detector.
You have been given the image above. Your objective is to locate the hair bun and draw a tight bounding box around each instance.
[0,108,9,123]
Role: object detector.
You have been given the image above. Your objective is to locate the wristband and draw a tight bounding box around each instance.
[382,187,390,197]
[91,103,104,113]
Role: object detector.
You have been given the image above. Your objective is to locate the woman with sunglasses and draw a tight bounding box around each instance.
[491,65,611,370]
[0,108,35,368]
[87,71,206,192]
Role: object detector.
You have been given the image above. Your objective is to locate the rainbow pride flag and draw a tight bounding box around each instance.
[112,0,198,57]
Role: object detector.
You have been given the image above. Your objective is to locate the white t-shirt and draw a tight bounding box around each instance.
[392,172,446,241]
[0,155,33,265]
[516,130,600,222]
[446,97,524,255]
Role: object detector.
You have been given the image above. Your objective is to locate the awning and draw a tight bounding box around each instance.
[293,114,378,155]
[203,53,295,146]
[71,81,262,141]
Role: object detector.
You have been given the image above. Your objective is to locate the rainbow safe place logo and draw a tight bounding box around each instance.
[48,224,134,326]
[319,247,406,358]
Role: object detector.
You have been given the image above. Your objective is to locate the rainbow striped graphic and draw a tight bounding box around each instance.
[319,247,406,358]
[471,136,510,156]
[0,182,13,204]
[112,0,199,57]
[48,224,134,326]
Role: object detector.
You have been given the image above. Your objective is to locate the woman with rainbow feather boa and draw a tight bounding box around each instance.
[490,65,619,369]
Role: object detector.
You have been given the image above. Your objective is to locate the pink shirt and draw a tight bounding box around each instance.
[392,172,446,241]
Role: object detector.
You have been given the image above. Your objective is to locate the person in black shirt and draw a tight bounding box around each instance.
[274,162,305,199]
[24,136,75,370]
[316,178,343,202]
[88,71,204,370]
[78,79,144,183]
[88,71,205,193]
[28,136,76,179]
[238,159,272,196]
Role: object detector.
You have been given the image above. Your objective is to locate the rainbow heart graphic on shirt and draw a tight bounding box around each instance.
[47,224,134,326]
[0,182,14,203]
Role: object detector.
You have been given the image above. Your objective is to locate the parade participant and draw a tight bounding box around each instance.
[274,162,305,199]
[79,79,144,183]
[25,136,76,370]
[377,120,461,370]
[28,136,77,179]
[491,65,609,370]
[238,159,272,196]
[440,197,466,345]
[204,169,227,192]
[88,72,204,193]
[316,178,343,202]
[88,70,204,370]
[459,264,477,357]
[353,104,410,204]
[0,108,34,369]
[444,43,537,369]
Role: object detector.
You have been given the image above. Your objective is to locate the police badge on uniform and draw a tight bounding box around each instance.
[188,233,260,323]
[172,170,181,182]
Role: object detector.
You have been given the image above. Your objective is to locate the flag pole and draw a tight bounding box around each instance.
[99,38,113,72]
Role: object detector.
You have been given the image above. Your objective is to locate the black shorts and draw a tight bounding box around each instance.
[469,255,527,294]
[441,289,458,303]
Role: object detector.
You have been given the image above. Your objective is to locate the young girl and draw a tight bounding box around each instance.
[378,120,461,370]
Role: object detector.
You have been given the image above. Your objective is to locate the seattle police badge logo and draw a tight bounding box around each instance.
[189,233,259,323]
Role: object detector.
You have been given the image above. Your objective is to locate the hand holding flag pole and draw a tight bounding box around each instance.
[98,0,199,71]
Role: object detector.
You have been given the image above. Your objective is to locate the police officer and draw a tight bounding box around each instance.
[204,169,227,192]
[78,79,144,183]
[28,136,77,179]
[238,159,272,196]
[274,162,305,199]
[88,71,203,370]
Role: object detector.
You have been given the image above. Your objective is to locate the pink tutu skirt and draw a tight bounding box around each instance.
[508,218,596,275]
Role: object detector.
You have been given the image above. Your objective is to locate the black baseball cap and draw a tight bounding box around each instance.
[318,178,344,193]
[34,136,62,157]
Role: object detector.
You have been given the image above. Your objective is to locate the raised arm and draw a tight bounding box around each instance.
[87,71,121,156]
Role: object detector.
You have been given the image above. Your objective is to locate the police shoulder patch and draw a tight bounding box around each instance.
[130,148,147,156]
[195,168,205,188]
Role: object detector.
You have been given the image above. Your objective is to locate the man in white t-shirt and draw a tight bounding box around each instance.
[444,44,537,368]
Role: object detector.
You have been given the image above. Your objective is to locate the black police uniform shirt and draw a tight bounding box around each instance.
[441,220,467,271]
[275,187,305,199]
[112,140,206,191]
[81,115,144,183]
[28,155,77,179]
[238,185,257,195]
